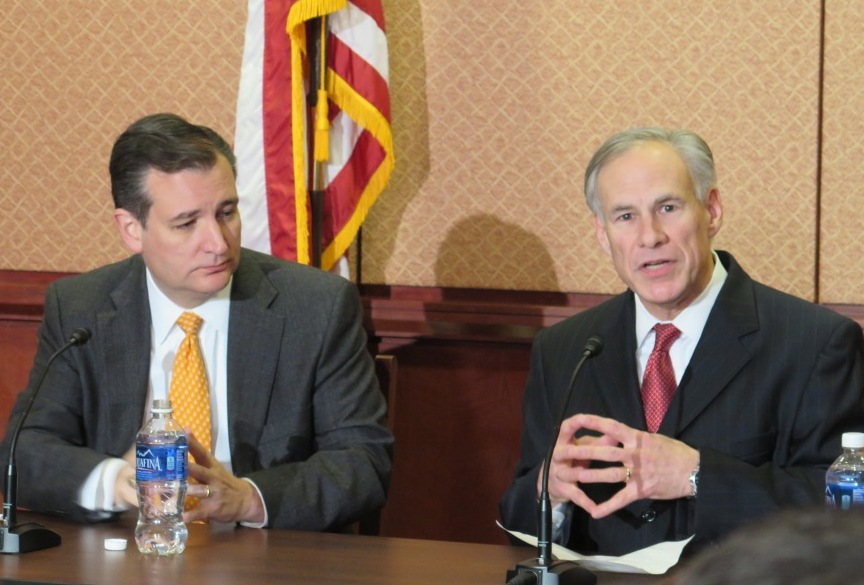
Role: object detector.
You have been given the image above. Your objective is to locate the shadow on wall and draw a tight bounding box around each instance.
[434,214,560,292]
[373,215,563,544]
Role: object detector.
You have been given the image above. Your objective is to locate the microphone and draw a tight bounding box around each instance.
[1,327,92,554]
[506,336,603,585]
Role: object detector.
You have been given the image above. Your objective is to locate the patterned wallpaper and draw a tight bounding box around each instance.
[365,0,822,299]
[0,1,861,303]
[0,1,245,271]
[821,0,864,304]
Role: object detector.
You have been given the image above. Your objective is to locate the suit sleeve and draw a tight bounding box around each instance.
[499,333,555,537]
[0,283,121,522]
[243,279,393,531]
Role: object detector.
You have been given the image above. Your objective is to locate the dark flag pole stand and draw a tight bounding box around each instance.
[307,14,328,269]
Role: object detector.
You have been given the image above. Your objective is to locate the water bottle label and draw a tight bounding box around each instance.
[136,444,188,482]
[826,482,864,510]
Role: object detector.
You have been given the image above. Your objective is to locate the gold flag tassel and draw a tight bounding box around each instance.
[313,15,329,164]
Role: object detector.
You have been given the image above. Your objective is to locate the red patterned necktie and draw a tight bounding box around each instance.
[641,323,681,433]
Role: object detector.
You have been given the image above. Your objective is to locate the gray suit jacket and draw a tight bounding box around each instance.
[0,248,393,531]
[500,251,864,555]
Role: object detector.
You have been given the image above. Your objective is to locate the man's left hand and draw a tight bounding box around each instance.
[559,413,699,519]
[183,432,266,525]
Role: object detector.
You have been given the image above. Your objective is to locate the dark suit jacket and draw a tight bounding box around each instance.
[500,251,864,556]
[0,248,393,531]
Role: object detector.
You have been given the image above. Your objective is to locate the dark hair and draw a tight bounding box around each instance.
[671,507,864,585]
[109,113,237,226]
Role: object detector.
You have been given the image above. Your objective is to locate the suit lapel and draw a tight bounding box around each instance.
[99,256,151,445]
[591,293,647,430]
[226,253,285,451]
[659,253,758,436]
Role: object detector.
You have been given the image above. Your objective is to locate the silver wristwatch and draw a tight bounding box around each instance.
[688,463,700,498]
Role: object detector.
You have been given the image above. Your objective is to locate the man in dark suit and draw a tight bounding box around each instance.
[0,113,392,531]
[500,127,864,555]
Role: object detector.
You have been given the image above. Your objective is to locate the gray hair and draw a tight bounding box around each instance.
[584,127,717,217]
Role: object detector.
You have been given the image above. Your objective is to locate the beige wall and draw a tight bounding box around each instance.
[1,1,862,303]
[0,1,245,270]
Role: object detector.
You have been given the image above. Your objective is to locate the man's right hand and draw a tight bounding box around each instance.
[539,422,620,510]
[113,445,137,508]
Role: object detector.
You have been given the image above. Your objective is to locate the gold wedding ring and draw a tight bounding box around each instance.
[202,484,211,499]
[624,466,632,483]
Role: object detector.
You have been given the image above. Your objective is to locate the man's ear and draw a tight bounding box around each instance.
[704,187,723,239]
[593,214,612,256]
[113,209,144,253]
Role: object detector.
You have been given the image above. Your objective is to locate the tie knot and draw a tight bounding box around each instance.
[176,311,203,336]
[652,323,681,352]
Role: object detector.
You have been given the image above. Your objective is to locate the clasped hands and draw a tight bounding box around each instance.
[539,413,699,519]
[115,431,265,525]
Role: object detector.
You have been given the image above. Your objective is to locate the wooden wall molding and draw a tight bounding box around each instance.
[360,284,612,347]
[3,272,860,335]
[0,270,73,320]
[361,284,864,341]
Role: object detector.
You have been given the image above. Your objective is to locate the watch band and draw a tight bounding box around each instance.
[688,463,700,498]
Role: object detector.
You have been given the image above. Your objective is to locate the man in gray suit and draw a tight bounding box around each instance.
[0,113,392,531]
[500,127,864,556]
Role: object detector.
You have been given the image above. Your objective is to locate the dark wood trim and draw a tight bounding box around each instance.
[2,273,862,334]
[0,269,73,320]
[361,284,864,341]
[360,284,613,345]
[824,304,864,328]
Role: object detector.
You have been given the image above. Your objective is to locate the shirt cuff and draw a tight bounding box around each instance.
[551,501,571,543]
[238,477,269,528]
[78,458,133,512]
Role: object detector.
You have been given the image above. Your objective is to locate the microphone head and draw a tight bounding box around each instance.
[68,328,92,346]
[583,335,603,357]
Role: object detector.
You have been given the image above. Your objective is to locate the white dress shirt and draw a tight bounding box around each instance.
[78,270,267,526]
[634,250,728,384]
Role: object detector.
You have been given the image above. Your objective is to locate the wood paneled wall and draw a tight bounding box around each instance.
[4,271,861,545]
[0,271,70,439]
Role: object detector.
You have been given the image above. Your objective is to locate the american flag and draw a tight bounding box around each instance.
[234,0,394,271]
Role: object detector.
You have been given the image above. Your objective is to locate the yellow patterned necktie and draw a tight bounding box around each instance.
[169,311,212,453]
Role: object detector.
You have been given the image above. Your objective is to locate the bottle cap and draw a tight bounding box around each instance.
[151,398,173,414]
[104,538,128,551]
[842,432,864,449]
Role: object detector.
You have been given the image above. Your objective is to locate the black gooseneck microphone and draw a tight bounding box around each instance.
[506,335,603,585]
[1,327,92,554]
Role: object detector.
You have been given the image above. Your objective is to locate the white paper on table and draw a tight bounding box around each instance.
[497,522,693,575]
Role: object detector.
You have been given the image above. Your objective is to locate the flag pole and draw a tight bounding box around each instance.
[307,14,328,269]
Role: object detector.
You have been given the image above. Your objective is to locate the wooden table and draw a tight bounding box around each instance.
[0,514,662,585]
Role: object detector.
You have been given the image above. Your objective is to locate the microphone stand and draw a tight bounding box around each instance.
[506,337,603,585]
[1,328,91,554]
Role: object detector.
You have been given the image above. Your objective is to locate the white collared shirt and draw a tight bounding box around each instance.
[146,270,232,470]
[634,250,728,384]
[79,270,266,526]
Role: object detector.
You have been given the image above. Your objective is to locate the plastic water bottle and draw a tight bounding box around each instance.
[134,399,188,555]
[825,432,864,510]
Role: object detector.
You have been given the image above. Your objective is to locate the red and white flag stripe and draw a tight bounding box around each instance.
[234,0,394,271]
